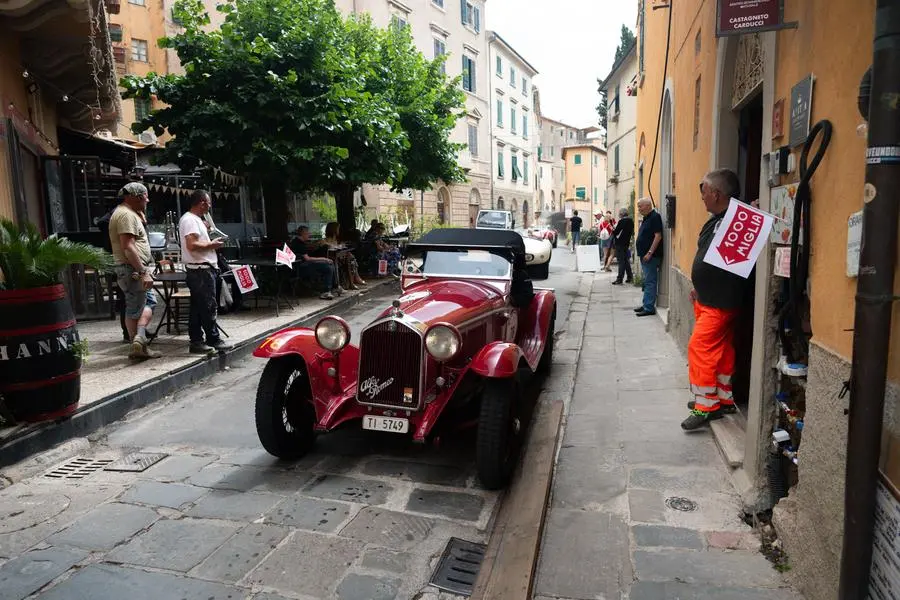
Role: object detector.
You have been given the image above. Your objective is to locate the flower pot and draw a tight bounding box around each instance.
[0,285,82,422]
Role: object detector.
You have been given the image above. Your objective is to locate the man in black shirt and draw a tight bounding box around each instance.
[611,207,634,285]
[569,211,583,252]
[634,198,663,316]
[682,168,753,431]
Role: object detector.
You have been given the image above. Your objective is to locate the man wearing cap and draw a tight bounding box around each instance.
[108,182,160,359]
[179,190,232,354]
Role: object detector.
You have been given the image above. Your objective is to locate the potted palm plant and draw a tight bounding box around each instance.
[0,219,112,423]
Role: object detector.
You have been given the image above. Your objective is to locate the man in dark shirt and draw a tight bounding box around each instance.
[569,211,583,252]
[291,226,342,300]
[634,198,663,316]
[611,207,635,285]
[682,168,752,431]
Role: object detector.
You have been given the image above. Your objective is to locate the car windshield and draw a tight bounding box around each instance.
[476,211,509,229]
[406,250,512,278]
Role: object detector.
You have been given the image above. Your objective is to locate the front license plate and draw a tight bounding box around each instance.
[362,416,409,434]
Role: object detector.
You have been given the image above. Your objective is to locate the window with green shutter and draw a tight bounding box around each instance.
[510,107,517,133]
[511,155,522,181]
[468,124,478,157]
[509,67,516,88]
[522,115,528,138]
[614,145,620,173]
[498,150,505,178]
[462,56,475,93]
[576,187,586,199]
[496,99,503,126]
[524,159,529,183]
[496,55,502,75]
[574,154,582,165]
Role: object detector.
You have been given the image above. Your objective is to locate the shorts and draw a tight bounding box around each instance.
[114,264,158,320]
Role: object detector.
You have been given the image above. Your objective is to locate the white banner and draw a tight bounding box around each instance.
[275,249,293,268]
[232,265,258,294]
[702,199,775,279]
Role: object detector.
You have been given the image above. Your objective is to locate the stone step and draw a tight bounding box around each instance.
[710,415,745,468]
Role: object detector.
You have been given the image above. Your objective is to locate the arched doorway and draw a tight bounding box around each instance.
[658,89,674,309]
[522,200,529,227]
[551,190,556,212]
[497,196,504,210]
[436,186,450,224]
[468,188,482,227]
[510,199,518,228]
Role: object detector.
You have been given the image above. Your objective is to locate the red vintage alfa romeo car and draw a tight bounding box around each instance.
[252,228,556,489]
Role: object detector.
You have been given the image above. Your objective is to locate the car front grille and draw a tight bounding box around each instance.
[357,320,422,409]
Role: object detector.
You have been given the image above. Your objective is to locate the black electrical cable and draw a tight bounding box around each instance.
[777,119,833,363]
[645,1,673,208]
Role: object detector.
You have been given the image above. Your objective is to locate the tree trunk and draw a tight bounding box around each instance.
[334,183,357,234]
[262,180,289,241]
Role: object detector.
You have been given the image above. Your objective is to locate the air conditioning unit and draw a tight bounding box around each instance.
[139,130,158,145]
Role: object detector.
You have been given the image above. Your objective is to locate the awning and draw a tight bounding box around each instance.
[58,127,137,171]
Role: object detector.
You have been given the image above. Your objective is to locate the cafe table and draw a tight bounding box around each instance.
[227,258,298,317]
[149,270,187,339]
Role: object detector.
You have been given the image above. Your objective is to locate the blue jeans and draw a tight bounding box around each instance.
[572,230,580,246]
[641,256,661,313]
[298,261,334,291]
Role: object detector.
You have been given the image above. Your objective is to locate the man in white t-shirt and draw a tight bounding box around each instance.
[179,190,232,354]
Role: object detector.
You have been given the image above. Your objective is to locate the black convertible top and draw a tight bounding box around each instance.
[413,228,525,255]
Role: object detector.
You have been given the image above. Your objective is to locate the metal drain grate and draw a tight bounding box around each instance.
[665,496,699,512]
[430,537,486,596]
[45,457,115,479]
[104,452,168,473]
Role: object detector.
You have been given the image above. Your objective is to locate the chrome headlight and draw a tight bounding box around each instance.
[314,316,350,351]
[526,253,535,261]
[425,324,461,361]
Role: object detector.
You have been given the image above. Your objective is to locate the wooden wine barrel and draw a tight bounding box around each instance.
[0,285,82,422]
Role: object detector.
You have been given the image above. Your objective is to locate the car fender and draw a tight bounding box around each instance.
[469,342,526,379]
[517,290,556,369]
[253,328,359,398]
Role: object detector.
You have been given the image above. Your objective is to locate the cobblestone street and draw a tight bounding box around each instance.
[0,253,583,600]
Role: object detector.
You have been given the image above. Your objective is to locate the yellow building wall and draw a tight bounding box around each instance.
[111,0,167,138]
[636,0,885,373]
[775,0,875,369]
[563,146,603,228]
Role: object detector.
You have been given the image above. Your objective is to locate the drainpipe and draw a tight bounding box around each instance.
[838,2,900,598]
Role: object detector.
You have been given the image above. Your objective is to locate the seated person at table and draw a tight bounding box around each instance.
[363,220,381,242]
[292,226,343,300]
[324,222,366,289]
[371,223,402,277]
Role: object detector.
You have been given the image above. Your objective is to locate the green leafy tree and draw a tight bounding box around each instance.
[614,25,636,63]
[122,0,463,237]
[596,87,608,130]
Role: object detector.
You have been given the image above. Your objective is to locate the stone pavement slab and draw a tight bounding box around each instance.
[244,530,365,597]
[360,547,413,573]
[139,454,218,482]
[629,581,803,600]
[633,548,784,588]
[405,488,484,521]
[264,495,354,532]
[302,474,393,505]
[120,481,207,509]
[46,502,158,551]
[186,489,283,521]
[35,563,241,600]
[534,508,632,599]
[335,572,402,600]
[339,507,435,550]
[362,458,468,486]
[632,524,706,550]
[0,547,88,600]
[107,518,239,571]
[190,523,289,583]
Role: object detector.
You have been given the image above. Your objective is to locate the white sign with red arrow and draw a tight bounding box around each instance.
[703,199,775,279]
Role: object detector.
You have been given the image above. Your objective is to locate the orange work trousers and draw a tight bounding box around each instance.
[688,301,739,413]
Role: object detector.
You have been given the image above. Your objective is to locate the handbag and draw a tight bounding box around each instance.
[599,228,611,241]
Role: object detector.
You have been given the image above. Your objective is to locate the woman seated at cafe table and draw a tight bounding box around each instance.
[288,226,343,300]
[323,222,366,290]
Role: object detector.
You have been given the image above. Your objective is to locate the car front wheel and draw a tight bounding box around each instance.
[255,357,317,459]
[476,377,523,490]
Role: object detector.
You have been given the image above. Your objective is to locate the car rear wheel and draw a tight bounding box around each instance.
[476,377,523,490]
[255,357,317,459]
[537,313,555,375]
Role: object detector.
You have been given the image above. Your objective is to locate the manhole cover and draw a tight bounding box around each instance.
[104,452,168,472]
[430,537,486,596]
[665,496,699,512]
[44,457,115,480]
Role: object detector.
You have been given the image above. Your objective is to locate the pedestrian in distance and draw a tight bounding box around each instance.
[611,207,634,285]
[179,190,233,354]
[597,212,614,270]
[108,182,162,360]
[682,168,754,431]
[633,198,663,316]
[569,210,583,253]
